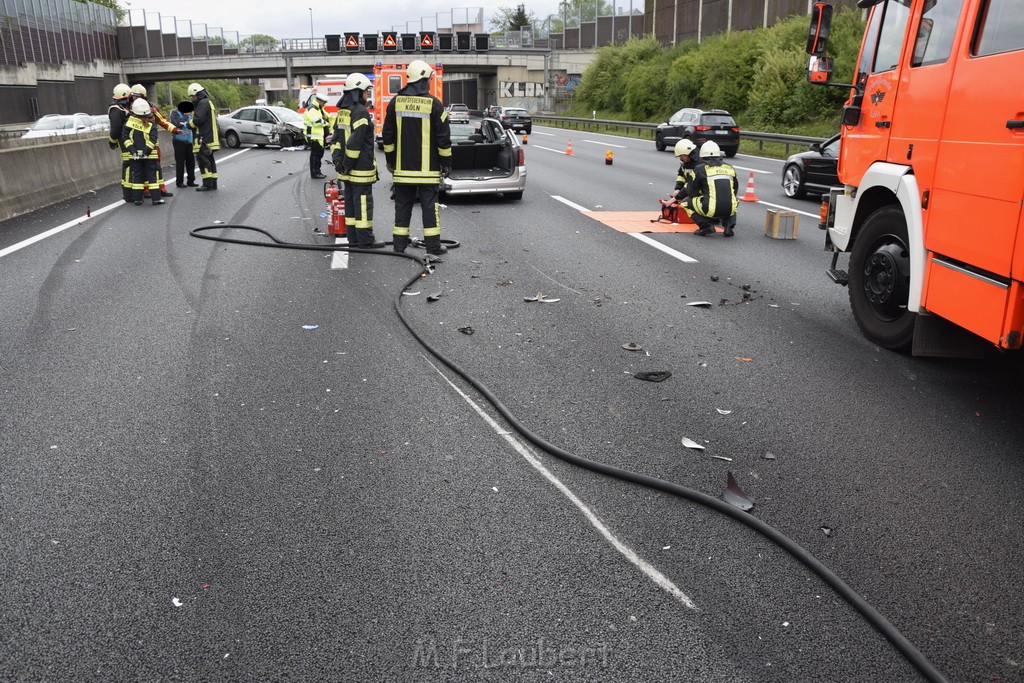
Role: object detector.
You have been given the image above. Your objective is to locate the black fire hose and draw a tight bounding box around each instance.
[189,224,947,683]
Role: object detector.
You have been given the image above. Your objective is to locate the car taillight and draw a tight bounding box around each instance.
[731,127,740,132]
[518,147,525,165]
[695,125,711,131]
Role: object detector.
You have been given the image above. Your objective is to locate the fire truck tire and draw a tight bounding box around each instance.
[848,205,915,351]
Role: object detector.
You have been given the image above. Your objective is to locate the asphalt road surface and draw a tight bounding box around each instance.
[1,128,1021,682]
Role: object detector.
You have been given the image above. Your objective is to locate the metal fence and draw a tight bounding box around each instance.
[1,0,119,65]
[532,116,825,155]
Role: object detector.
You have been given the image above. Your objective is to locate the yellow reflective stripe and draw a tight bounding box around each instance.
[423,226,440,237]
[393,226,410,236]
[355,195,370,228]
[440,110,448,122]
[352,118,368,129]
[438,147,451,158]
[383,144,395,153]
[346,148,360,158]
[420,116,429,171]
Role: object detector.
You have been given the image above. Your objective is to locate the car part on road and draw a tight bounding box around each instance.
[187,223,948,683]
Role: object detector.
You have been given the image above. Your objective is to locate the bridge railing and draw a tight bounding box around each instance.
[532,115,826,156]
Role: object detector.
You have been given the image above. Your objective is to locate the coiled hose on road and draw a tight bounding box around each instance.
[189,224,947,683]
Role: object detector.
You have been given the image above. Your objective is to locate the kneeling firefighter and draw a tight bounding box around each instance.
[682,140,738,237]
[331,73,384,248]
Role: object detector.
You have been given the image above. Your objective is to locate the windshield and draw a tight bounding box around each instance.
[504,109,528,116]
[449,104,468,111]
[269,106,303,122]
[449,123,475,141]
[33,117,72,131]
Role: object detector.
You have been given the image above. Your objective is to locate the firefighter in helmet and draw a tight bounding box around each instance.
[187,82,220,191]
[682,140,739,237]
[108,83,133,201]
[331,73,384,248]
[381,59,452,256]
[669,139,699,201]
[304,92,330,179]
[128,84,182,198]
[121,99,166,206]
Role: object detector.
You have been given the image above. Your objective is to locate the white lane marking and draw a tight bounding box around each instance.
[530,130,555,136]
[583,139,626,149]
[757,199,820,219]
[330,237,350,269]
[551,195,592,213]
[1,147,253,260]
[0,201,122,259]
[217,148,251,163]
[531,144,571,155]
[731,164,774,176]
[629,233,699,263]
[427,358,698,611]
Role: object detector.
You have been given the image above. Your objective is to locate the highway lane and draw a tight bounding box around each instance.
[0,136,1021,682]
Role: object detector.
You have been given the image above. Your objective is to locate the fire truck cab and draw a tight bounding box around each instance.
[372,63,445,148]
[807,0,1024,356]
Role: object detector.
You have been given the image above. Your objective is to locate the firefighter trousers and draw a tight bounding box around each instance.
[392,184,441,252]
[344,182,376,246]
[128,158,163,204]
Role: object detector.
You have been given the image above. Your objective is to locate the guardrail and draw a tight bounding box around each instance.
[531,115,825,155]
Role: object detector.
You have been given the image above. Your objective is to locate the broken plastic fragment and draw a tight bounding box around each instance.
[302,325,319,330]
[172,597,183,608]
[687,301,713,308]
[716,408,732,415]
[524,293,560,303]
[820,526,833,537]
[734,357,754,362]
[635,371,671,383]
[213,220,225,224]
[711,455,733,462]
[681,437,705,450]
[458,326,474,335]
[723,471,755,511]
[402,291,421,296]
[763,450,776,460]
[426,291,442,302]
[710,275,720,282]
[622,342,643,351]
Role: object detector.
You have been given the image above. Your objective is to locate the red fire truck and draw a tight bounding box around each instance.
[806,0,1023,356]
[372,62,445,148]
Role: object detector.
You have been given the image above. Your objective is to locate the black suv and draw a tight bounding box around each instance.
[497,107,532,134]
[655,108,740,157]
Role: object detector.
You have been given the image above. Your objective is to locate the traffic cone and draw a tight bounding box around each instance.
[740,171,760,202]
[565,139,574,156]
[605,150,613,165]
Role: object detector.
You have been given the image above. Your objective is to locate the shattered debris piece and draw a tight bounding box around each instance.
[427,291,443,302]
[716,408,732,415]
[710,275,720,282]
[763,450,776,460]
[820,526,833,537]
[302,325,319,330]
[458,327,475,335]
[634,371,672,383]
[402,291,421,296]
[172,598,183,608]
[496,279,513,286]
[722,471,755,511]
[687,301,713,308]
[734,357,753,362]
[711,455,733,462]
[622,342,643,351]
[524,293,560,303]
[681,437,705,451]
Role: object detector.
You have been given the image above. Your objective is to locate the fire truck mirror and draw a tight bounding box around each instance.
[806,3,833,57]
[807,55,834,84]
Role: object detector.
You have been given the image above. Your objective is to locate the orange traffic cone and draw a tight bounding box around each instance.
[565,139,574,156]
[740,171,760,202]
[605,150,613,165]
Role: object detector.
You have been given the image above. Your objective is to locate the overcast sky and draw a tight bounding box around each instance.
[127,1,567,39]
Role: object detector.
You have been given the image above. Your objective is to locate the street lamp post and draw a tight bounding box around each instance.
[308,8,313,47]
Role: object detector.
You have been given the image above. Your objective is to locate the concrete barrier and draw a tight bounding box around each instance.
[0,134,174,222]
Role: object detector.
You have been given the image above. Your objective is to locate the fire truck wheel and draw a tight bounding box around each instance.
[848,205,915,351]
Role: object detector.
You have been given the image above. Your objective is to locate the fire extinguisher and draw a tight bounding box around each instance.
[323,180,346,236]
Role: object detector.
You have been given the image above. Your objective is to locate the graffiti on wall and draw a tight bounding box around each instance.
[554,74,582,92]
[500,81,546,98]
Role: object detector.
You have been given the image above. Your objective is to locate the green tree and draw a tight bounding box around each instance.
[490,5,535,32]
[240,34,280,51]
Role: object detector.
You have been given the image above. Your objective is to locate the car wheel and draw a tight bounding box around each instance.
[505,191,523,200]
[279,133,293,148]
[224,130,240,149]
[655,133,666,152]
[724,146,738,158]
[848,206,915,351]
[782,165,807,199]
[525,127,532,135]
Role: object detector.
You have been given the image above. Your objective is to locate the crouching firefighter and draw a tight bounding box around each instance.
[682,140,738,237]
[332,73,384,248]
[381,59,452,256]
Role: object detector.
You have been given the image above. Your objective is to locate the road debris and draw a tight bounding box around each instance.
[687,301,713,308]
[681,437,705,450]
[634,371,671,382]
[622,342,643,351]
[524,292,560,303]
[723,471,755,511]
[458,327,474,335]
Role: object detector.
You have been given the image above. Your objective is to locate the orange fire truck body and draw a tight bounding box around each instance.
[372,63,445,147]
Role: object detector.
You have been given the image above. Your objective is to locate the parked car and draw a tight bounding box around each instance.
[781,134,840,199]
[446,103,470,124]
[496,107,532,134]
[21,113,103,139]
[655,108,739,157]
[484,104,501,118]
[441,118,526,200]
[217,105,306,148]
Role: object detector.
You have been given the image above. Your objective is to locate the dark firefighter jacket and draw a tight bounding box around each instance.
[674,156,699,198]
[381,79,452,184]
[188,90,220,152]
[331,91,378,184]
[121,115,159,160]
[108,98,130,150]
[687,158,739,218]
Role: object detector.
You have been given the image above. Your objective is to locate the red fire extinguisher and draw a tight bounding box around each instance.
[323,181,346,236]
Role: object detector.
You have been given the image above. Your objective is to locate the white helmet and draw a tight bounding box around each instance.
[406,60,433,83]
[674,139,697,157]
[112,83,131,99]
[315,92,328,103]
[131,99,152,116]
[187,83,204,97]
[130,84,147,97]
[344,73,371,92]
[699,140,723,158]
